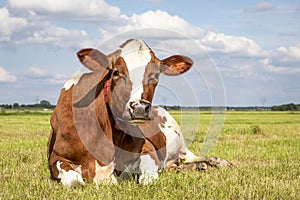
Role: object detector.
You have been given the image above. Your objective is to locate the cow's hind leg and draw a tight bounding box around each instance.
[176,156,235,172]
[49,154,84,187]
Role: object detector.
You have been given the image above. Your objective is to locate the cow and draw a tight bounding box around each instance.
[47,39,230,187]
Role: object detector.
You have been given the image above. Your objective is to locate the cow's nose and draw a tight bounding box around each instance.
[129,100,152,119]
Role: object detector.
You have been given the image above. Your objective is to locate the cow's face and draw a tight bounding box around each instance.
[77,39,193,123]
[119,39,193,122]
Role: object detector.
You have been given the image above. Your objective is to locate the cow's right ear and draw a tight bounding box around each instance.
[160,55,193,76]
[77,48,109,71]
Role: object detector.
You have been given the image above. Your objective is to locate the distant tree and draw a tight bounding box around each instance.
[40,100,51,108]
[271,103,300,111]
[13,103,19,109]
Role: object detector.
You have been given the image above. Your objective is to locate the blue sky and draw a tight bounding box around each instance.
[0,0,299,106]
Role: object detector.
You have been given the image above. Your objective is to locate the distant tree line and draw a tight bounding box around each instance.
[161,104,300,111]
[271,103,300,111]
[0,100,55,109]
[1,101,299,111]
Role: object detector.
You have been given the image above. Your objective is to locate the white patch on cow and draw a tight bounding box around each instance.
[63,73,83,90]
[93,160,117,185]
[120,39,151,102]
[157,107,198,164]
[56,161,84,187]
[138,154,158,184]
[157,106,168,119]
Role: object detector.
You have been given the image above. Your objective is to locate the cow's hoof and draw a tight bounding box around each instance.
[138,171,158,185]
[206,156,235,168]
[195,162,208,170]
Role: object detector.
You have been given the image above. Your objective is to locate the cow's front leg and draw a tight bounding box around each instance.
[138,154,159,184]
[56,160,84,187]
[49,153,84,187]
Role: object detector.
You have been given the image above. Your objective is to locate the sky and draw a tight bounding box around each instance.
[0,0,299,106]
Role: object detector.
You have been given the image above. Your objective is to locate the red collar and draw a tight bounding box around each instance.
[104,79,111,103]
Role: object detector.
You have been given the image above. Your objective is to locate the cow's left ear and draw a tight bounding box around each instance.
[77,48,109,71]
[160,55,193,75]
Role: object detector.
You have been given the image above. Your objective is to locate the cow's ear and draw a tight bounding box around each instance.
[77,48,109,71]
[161,55,193,75]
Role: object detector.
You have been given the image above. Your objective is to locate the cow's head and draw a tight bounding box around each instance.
[76,39,192,124]
[119,39,193,122]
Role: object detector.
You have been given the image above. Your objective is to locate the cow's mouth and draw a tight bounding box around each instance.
[123,113,152,125]
[129,118,151,124]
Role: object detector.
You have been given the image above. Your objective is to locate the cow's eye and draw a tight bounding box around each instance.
[113,70,120,77]
[148,78,158,85]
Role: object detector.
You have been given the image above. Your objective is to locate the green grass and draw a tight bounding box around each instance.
[0,110,299,199]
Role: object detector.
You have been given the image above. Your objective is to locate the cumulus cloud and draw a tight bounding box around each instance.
[0,1,268,58]
[0,7,28,42]
[8,0,121,21]
[199,31,265,57]
[261,43,300,73]
[0,6,90,49]
[98,9,267,58]
[98,10,204,41]
[244,2,276,13]
[28,67,49,77]
[23,67,68,86]
[18,25,89,48]
[0,67,17,82]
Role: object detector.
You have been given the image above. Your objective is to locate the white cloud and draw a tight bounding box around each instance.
[0,7,27,41]
[28,67,49,77]
[8,0,121,21]
[18,25,89,48]
[98,10,266,58]
[50,74,68,85]
[0,6,90,49]
[25,67,68,84]
[130,10,198,33]
[99,10,204,41]
[258,43,300,73]
[272,44,300,61]
[0,67,17,82]
[199,31,265,57]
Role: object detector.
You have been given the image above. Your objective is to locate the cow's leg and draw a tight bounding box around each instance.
[48,153,84,187]
[138,154,159,184]
[93,160,117,184]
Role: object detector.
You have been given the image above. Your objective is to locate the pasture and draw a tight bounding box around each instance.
[0,110,299,199]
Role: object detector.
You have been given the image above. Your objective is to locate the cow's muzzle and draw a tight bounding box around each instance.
[128,99,152,122]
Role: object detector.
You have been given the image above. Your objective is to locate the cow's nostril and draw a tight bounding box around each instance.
[145,104,151,113]
[129,102,136,111]
[140,100,151,113]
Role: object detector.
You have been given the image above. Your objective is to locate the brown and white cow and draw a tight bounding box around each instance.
[47,39,196,186]
[48,39,230,186]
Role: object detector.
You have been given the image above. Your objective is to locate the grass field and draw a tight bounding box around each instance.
[0,110,299,199]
